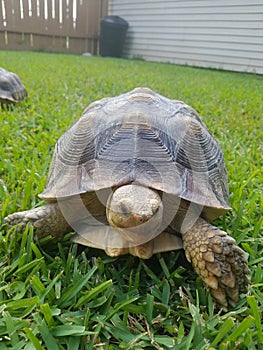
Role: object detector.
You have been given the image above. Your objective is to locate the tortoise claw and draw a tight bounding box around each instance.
[129,240,154,259]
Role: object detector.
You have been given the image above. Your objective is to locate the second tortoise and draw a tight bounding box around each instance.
[0,67,27,105]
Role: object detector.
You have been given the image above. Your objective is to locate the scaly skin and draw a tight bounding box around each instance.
[4,203,69,238]
[183,218,250,309]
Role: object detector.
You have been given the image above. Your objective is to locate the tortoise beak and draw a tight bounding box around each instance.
[106,184,164,245]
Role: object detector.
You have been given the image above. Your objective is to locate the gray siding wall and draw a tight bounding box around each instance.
[108,0,263,74]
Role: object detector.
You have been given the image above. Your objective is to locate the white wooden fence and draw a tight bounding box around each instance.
[0,0,108,54]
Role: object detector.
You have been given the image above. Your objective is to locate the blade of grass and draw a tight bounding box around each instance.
[210,317,235,347]
[3,311,20,346]
[145,293,154,324]
[40,303,55,327]
[24,327,43,350]
[75,279,113,307]
[105,296,139,322]
[51,325,86,336]
[38,319,60,350]
[224,315,255,342]
[14,258,44,276]
[161,279,170,306]
[246,295,263,342]
[6,296,40,316]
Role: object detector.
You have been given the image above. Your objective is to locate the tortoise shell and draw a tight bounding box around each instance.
[40,87,230,221]
[0,68,28,104]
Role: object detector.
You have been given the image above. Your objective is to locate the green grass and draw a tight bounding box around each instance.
[0,50,262,349]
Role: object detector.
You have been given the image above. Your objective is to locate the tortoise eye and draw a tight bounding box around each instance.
[120,203,130,216]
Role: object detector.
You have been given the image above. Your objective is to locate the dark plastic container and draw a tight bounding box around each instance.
[100,16,129,57]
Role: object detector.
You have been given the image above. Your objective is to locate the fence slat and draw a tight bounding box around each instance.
[22,0,29,22]
[46,0,58,34]
[47,0,53,21]
[28,0,39,34]
[38,0,45,20]
[62,0,73,36]
[0,32,5,47]
[4,0,14,29]
[31,0,37,18]
[0,1,3,29]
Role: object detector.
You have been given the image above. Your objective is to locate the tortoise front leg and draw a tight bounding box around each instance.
[182,218,250,309]
[4,203,70,238]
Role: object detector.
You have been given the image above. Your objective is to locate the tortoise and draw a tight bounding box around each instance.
[5,87,249,309]
[0,67,28,105]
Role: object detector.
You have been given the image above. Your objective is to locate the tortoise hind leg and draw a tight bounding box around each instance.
[4,203,70,238]
[182,218,250,309]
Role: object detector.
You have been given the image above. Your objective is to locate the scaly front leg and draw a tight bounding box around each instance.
[4,203,70,238]
[182,218,250,309]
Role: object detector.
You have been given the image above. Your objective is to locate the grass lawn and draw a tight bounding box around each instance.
[0,50,262,349]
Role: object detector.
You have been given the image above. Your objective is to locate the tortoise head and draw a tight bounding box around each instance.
[106,184,163,245]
